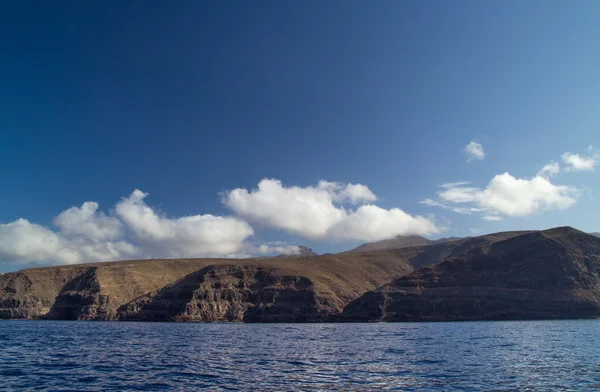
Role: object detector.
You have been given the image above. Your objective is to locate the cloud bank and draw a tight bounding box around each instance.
[1,180,437,265]
[423,148,596,221]
[222,179,438,241]
[0,190,254,266]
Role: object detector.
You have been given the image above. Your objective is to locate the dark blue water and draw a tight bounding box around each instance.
[1,320,598,391]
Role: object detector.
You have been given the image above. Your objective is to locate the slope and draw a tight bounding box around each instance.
[341,227,600,321]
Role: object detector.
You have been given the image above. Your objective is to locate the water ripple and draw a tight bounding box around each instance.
[0,320,599,391]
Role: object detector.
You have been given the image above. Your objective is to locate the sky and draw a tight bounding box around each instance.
[1,1,599,272]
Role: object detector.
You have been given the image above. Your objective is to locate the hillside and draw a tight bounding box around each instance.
[0,248,438,322]
[340,227,600,321]
[3,227,597,322]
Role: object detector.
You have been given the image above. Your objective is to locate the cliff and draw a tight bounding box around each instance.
[0,249,432,321]
[4,227,599,322]
[340,227,600,321]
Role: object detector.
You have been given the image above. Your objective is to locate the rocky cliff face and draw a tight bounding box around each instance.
[0,249,428,321]
[121,265,329,322]
[4,227,598,322]
[341,227,600,321]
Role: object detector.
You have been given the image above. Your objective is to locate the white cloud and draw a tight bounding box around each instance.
[254,244,301,255]
[419,198,483,215]
[562,152,598,171]
[464,141,485,162]
[424,146,599,220]
[336,183,377,204]
[441,181,472,189]
[329,204,439,241]
[222,179,439,241]
[0,218,139,265]
[482,215,503,221]
[0,190,255,266]
[54,202,124,242]
[115,190,254,258]
[430,173,578,218]
[537,162,560,178]
[0,179,441,266]
[0,219,80,264]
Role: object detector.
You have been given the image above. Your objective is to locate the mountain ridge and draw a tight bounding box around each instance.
[3,227,600,322]
[340,227,600,321]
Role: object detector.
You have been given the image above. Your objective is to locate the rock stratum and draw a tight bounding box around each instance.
[0,249,431,322]
[2,227,600,322]
[340,227,600,321]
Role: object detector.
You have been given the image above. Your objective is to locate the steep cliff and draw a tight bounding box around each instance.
[341,227,600,321]
[4,227,596,322]
[120,265,327,322]
[0,249,428,321]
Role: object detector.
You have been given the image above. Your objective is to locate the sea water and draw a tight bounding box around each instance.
[1,320,598,391]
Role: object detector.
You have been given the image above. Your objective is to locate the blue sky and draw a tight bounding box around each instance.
[1,1,599,272]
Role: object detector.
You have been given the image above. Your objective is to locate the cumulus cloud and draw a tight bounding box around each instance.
[0,219,80,264]
[464,141,485,162]
[424,173,579,219]
[562,152,598,172]
[1,179,441,266]
[336,183,377,204]
[425,146,599,220]
[328,204,439,241]
[115,190,254,258]
[54,202,124,242]
[0,190,254,266]
[0,218,139,265]
[222,179,439,241]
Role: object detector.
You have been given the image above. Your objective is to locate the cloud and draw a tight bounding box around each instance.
[0,219,80,264]
[420,198,483,215]
[1,178,440,266]
[115,190,254,258]
[537,162,560,178]
[0,218,139,265]
[329,204,440,241]
[0,190,254,266]
[562,152,598,172]
[441,181,472,189]
[426,173,578,218]
[54,202,124,242]
[222,179,439,241]
[254,244,301,255]
[463,141,485,162]
[336,183,377,204]
[482,215,503,221]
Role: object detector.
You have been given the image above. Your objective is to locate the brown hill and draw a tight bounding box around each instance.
[0,247,445,322]
[340,227,600,322]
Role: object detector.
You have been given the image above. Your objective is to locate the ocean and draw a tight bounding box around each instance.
[1,320,598,391]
